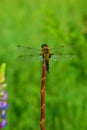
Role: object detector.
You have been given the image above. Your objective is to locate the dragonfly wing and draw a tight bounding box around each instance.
[50,44,76,62]
[16,45,41,55]
[16,45,42,62]
[50,44,76,54]
[17,54,43,62]
[50,53,75,62]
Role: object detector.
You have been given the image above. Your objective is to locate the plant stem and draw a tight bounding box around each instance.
[40,62,46,130]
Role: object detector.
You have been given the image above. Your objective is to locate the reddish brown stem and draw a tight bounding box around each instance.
[40,62,46,130]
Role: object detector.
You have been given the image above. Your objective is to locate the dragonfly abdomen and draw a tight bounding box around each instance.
[46,60,49,73]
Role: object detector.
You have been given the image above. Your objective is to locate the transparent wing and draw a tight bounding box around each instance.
[16,45,42,62]
[17,54,43,62]
[50,44,76,53]
[50,52,75,62]
[49,44,77,61]
[16,45,41,55]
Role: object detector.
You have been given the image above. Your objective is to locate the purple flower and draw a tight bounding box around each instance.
[2,91,8,100]
[2,110,6,118]
[0,119,7,128]
[0,63,8,128]
[0,101,8,110]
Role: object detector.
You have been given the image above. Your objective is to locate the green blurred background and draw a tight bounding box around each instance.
[0,0,87,130]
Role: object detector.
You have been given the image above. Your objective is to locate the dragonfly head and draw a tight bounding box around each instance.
[41,44,48,49]
[41,44,48,53]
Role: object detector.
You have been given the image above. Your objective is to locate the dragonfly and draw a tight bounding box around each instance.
[16,43,75,73]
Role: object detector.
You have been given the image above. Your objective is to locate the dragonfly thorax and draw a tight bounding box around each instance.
[42,46,51,61]
[42,52,50,60]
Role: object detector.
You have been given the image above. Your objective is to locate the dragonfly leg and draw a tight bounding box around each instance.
[49,53,54,58]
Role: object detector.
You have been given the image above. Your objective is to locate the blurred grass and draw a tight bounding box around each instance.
[0,0,87,130]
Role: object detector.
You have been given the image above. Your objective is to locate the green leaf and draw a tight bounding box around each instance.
[0,63,6,82]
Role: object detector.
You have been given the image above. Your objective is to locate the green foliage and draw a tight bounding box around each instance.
[0,63,6,82]
[0,0,87,130]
